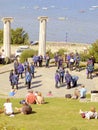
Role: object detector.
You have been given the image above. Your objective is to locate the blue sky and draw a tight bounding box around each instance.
[0,0,98,43]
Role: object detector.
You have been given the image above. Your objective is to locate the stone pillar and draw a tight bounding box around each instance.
[38,16,48,57]
[2,17,13,58]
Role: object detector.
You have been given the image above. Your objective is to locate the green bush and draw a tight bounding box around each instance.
[57,48,67,56]
[46,49,54,59]
[80,52,90,62]
[19,49,38,63]
[89,41,98,63]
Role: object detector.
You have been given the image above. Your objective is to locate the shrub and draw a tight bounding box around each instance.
[80,52,90,62]
[19,49,38,63]
[57,48,67,56]
[46,49,54,59]
[89,41,98,63]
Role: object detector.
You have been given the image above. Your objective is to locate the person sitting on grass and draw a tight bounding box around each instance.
[15,100,32,115]
[3,98,14,116]
[79,85,87,99]
[79,106,98,120]
[25,90,36,104]
[71,88,80,99]
[36,92,45,104]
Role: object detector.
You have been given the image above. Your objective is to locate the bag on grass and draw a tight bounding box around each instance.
[65,94,72,98]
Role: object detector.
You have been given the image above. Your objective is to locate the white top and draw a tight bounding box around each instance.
[4,102,13,114]
[85,111,98,119]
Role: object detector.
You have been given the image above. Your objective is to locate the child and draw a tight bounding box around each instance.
[47,91,53,96]
[79,106,98,119]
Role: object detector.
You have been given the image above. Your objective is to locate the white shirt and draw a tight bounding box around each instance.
[4,102,13,114]
[85,111,98,119]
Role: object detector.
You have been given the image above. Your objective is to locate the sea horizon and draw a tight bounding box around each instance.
[0,0,98,44]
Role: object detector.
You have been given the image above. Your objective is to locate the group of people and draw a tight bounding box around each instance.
[65,52,80,71]
[55,68,79,89]
[65,85,87,99]
[9,58,35,90]
[32,53,50,68]
[2,90,45,116]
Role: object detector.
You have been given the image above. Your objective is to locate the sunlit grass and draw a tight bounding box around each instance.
[0,98,98,130]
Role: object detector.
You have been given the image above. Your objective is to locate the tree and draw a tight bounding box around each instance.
[89,40,98,63]
[0,28,29,45]
[0,30,3,44]
[11,28,29,45]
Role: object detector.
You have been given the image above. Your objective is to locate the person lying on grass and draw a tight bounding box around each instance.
[15,100,32,115]
[79,106,98,120]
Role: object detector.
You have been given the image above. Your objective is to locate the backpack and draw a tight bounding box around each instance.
[65,94,72,98]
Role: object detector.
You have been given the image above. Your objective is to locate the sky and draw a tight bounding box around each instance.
[0,0,98,44]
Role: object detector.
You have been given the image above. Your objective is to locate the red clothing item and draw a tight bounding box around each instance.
[26,93,36,104]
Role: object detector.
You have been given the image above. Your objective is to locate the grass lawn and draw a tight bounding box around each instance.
[0,98,98,130]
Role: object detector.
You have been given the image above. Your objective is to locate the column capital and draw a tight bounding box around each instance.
[38,16,48,21]
[1,17,13,23]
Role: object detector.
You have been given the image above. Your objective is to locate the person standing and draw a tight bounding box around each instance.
[65,70,72,89]
[17,62,24,78]
[86,58,94,79]
[9,69,14,86]
[24,58,29,74]
[30,62,35,78]
[57,55,63,69]
[14,59,19,74]
[11,70,19,90]
[45,53,50,68]
[25,68,32,89]
[38,55,43,67]
[58,67,65,84]
[54,53,59,66]
[55,70,61,88]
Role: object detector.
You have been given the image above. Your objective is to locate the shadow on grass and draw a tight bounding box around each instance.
[14,111,37,115]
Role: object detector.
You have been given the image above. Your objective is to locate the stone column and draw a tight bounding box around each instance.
[38,16,48,57]
[2,17,13,58]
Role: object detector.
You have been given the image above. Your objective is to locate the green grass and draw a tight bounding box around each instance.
[0,98,98,130]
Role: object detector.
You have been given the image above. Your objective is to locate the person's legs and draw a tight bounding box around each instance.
[27,81,31,89]
[16,84,18,90]
[90,72,93,79]
[21,73,23,78]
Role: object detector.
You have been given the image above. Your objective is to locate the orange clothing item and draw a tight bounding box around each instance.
[26,93,36,104]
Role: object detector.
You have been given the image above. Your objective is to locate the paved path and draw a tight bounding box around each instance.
[0,63,98,98]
